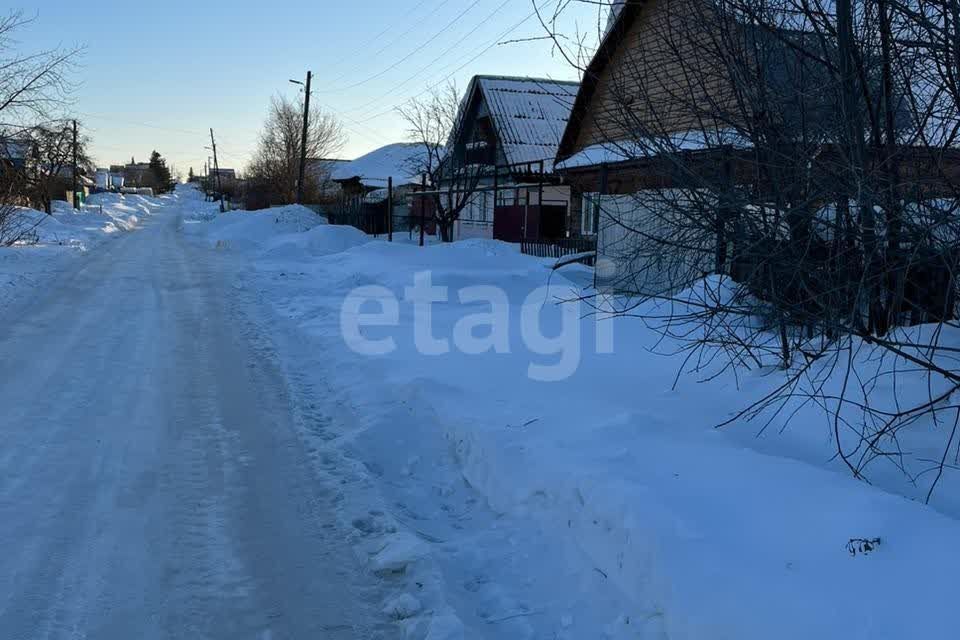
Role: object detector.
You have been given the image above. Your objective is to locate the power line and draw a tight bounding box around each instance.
[353,0,559,124]
[323,0,449,87]
[317,0,484,94]
[342,0,514,119]
[319,101,395,147]
[76,111,208,137]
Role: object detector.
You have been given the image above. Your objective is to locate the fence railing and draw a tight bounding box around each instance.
[521,236,597,264]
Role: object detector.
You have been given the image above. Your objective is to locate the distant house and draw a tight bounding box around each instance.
[0,138,32,173]
[306,158,348,202]
[0,138,35,204]
[95,168,110,190]
[332,143,426,200]
[442,75,579,242]
[124,162,154,188]
[331,143,429,234]
[208,168,237,183]
[0,137,33,190]
[108,165,126,189]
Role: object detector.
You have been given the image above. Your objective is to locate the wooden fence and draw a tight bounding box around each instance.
[521,236,597,264]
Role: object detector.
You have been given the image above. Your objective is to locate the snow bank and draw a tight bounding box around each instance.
[1,191,165,309]
[200,205,325,252]
[187,209,960,638]
[261,223,369,261]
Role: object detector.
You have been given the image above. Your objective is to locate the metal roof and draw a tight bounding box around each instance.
[462,76,579,172]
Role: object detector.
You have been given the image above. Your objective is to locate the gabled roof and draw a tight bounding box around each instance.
[555,1,645,165]
[331,143,427,188]
[557,2,853,169]
[455,75,579,172]
[0,138,32,167]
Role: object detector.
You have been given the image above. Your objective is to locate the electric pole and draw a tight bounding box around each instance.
[291,70,312,205]
[209,129,224,212]
[72,120,79,209]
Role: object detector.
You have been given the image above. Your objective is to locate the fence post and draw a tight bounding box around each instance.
[538,159,544,210]
[594,163,608,235]
[523,188,530,241]
[419,173,426,247]
[387,176,394,242]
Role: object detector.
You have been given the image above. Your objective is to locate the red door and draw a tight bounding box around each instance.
[493,205,542,242]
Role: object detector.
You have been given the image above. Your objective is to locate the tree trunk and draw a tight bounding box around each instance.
[439,219,453,243]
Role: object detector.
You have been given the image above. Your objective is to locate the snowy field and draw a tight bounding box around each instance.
[178,184,960,640]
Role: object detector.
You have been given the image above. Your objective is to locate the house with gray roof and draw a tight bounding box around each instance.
[442,75,579,242]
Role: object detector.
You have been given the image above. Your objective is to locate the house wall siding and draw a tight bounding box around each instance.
[573,0,737,154]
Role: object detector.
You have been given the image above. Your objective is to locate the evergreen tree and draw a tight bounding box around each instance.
[148,150,173,193]
[188,167,195,182]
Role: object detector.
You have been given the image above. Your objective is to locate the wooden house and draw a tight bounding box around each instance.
[442,75,579,242]
[554,0,960,297]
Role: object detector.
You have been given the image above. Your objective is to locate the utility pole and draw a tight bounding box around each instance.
[209,129,224,212]
[419,173,426,247]
[72,120,79,209]
[387,176,394,242]
[291,70,312,205]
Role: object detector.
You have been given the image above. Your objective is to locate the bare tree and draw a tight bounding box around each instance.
[247,95,345,206]
[23,122,93,214]
[0,172,40,246]
[398,82,485,242]
[543,0,960,500]
[0,11,80,128]
[0,11,82,239]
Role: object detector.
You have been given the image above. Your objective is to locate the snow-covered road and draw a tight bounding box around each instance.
[0,201,384,639]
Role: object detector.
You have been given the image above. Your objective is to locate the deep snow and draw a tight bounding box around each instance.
[183,185,960,639]
[0,188,388,638]
[0,193,160,309]
[8,184,957,638]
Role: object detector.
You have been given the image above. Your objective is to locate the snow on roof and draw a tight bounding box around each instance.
[470,76,579,172]
[331,143,427,188]
[0,138,31,164]
[555,129,751,171]
[363,188,389,204]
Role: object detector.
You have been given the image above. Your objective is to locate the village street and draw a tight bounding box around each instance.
[5,0,960,636]
[0,198,385,639]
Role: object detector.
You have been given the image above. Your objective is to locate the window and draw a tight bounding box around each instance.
[581,193,599,235]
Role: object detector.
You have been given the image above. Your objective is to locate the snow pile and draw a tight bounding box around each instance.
[0,191,164,309]
[185,210,960,638]
[262,224,369,261]
[198,205,325,252]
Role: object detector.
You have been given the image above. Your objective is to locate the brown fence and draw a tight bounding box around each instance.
[521,236,597,264]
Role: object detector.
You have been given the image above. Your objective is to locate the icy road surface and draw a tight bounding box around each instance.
[0,203,382,639]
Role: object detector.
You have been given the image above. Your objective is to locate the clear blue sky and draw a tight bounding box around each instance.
[22,1,604,177]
